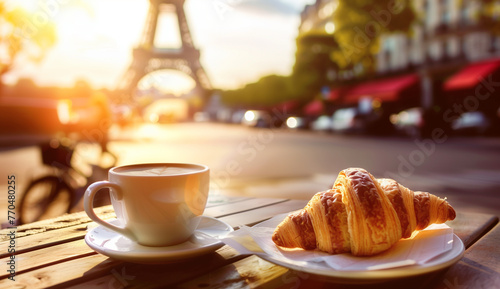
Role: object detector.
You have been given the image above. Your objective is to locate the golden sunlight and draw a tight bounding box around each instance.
[7,0,305,90]
[56,99,72,125]
[138,70,196,96]
[144,98,189,123]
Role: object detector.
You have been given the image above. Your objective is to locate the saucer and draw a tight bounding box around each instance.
[85,216,233,263]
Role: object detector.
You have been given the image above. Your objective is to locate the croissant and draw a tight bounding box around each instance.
[272,168,456,256]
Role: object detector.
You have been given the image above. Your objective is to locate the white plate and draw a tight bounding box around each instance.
[85,216,233,264]
[253,222,465,284]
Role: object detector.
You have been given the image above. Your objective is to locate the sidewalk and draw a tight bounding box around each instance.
[0,134,52,151]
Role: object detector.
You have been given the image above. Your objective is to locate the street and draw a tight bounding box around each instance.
[1,122,500,224]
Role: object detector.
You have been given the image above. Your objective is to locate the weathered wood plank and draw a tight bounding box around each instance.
[175,255,290,289]
[0,205,115,242]
[174,255,457,289]
[0,224,89,259]
[2,246,244,289]
[64,276,111,289]
[0,239,96,279]
[430,223,500,289]
[64,246,243,289]
[204,198,287,218]
[0,254,116,289]
[447,213,498,248]
[205,195,251,208]
[218,199,308,228]
[0,208,118,258]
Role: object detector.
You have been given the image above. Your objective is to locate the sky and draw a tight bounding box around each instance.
[5,0,315,91]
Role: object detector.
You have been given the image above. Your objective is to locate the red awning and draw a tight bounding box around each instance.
[342,74,420,104]
[327,88,342,101]
[443,58,500,91]
[273,100,299,114]
[303,99,323,116]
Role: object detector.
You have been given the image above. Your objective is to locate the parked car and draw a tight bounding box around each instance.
[451,111,490,135]
[391,107,424,138]
[231,110,246,124]
[310,115,333,132]
[241,110,272,128]
[193,111,211,122]
[331,108,365,133]
[285,116,308,130]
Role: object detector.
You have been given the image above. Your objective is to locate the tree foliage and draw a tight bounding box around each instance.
[0,2,57,80]
[293,32,339,94]
[331,0,416,72]
[220,74,295,107]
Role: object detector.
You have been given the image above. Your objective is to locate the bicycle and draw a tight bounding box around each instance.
[18,137,117,224]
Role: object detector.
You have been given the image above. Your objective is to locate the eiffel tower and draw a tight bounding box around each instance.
[119,0,211,101]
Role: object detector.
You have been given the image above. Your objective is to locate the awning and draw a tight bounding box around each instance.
[273,100,300,114]
[443,58,500,91]
[327,88,343,102]
[342,74,420,104]
[303,99,323,116]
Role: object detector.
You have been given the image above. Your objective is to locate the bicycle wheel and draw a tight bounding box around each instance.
[18,176,74,224]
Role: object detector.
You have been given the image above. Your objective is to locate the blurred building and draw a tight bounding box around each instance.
[299,0,500,135]
[378,0,500,72]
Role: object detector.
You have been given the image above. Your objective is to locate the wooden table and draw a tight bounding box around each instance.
[1,195,499,289]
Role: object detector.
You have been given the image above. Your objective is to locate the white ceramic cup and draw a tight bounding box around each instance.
[84,163,209,247]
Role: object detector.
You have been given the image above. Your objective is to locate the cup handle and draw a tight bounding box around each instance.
[84,181,137,242]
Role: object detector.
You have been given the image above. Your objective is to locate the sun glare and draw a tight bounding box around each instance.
[138,70,196,96]
[144,99,189,123]
[57,9,94,41]
[57,99,72,125]
[8,0,308,90]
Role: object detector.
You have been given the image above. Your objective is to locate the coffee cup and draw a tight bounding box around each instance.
[84,163,209,247]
